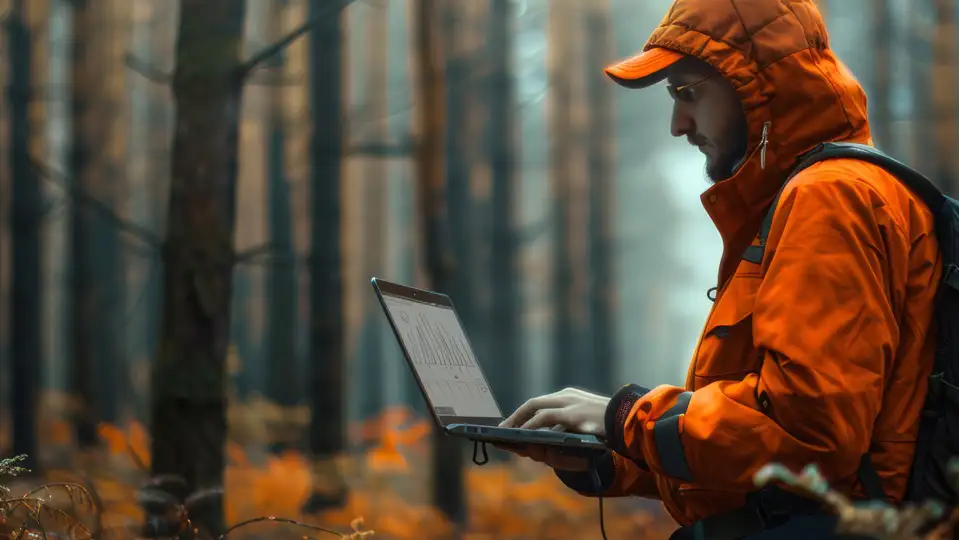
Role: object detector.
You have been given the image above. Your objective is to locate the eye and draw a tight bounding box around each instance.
[667,84,697,103]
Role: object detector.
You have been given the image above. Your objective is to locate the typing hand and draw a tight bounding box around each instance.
[500,387,610,436]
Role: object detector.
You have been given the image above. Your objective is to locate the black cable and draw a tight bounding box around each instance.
[589,454,609,540]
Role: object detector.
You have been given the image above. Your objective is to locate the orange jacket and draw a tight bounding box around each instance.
[558,0,942,527]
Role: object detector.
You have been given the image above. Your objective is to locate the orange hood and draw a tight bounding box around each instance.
[606,0,873,285]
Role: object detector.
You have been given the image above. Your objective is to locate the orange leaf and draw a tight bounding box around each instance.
[97,424,127,456]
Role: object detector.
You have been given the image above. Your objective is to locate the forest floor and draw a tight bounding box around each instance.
[0,393,678,540]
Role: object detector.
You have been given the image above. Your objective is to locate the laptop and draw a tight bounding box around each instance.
[370,277,607,455]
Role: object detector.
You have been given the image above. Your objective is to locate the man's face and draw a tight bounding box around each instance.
[666,60,748,183]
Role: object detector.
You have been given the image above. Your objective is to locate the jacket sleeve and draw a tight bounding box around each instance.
[605,176,902,491]
[554,445,661,499]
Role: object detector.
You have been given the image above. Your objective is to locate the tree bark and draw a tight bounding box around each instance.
[357,0,390,422]
[486,0,521,413]
[266,0,299,414]
[148,0,247,535]
[70,0,126,448]
[871,0,891,151]
[302,0,348,514]
[7,0,41,472]
[414,0,466,526]
[932,0,958,192]
[585,0,617,395]
[549,0,593,392]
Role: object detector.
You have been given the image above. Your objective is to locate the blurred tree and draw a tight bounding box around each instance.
[549,0,594,393]
[932,0,958,192]
[70,0,127,448]
[871,0,891,150]
[486,0,522,413]
[302,0,349,513]
[7,0,41,472]
[443,0,478,406]
[414,0,466,526]
[909,0,934,176]
[149,0,247,535]
[356,0,390,422]
[585,0,618,396]
[265,0,299,420]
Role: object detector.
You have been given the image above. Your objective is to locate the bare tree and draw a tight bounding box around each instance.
[585,0,617,395]
[70,0,127,448]
[302,0,349,514]
[7,0,41,472]
[486,0,522,411]
[149,0,248,531]
[549,0,593,392]
[265,0,299,424]
[871,0,892,151]
[932,0,958,192]
[357,0,391,421]
[414,0,466,525]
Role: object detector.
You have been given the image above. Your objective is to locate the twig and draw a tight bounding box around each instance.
[217,516,353,539]
[234,0,357,79]
[123,52,172,84]
[27,155,163,251]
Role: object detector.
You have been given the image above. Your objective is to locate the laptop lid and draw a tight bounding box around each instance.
[371,277,504,428]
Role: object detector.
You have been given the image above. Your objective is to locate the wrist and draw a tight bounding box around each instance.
[604,383,651,455]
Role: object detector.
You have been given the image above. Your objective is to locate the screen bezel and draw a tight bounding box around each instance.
[370,277,505,427]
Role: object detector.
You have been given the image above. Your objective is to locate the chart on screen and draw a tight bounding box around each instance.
[383,293,502,418]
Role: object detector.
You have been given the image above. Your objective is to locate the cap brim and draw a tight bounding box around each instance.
[604,47,685,89]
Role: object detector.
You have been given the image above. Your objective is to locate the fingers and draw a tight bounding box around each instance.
[528,446,590,471]
[492,443,590,472]
[500,392,568,428]
[520,408,565,431]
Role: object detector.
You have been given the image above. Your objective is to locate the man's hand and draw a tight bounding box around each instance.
[494,441,593,471]
[500,387,611,436]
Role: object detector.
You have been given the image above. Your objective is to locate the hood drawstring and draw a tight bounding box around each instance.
[760,121,771,170]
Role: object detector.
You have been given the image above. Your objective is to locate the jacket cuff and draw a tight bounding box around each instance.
[554,450,616,494]
[605,383,651,456]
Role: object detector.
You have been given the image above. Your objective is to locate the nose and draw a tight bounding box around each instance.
[670,102,694,138]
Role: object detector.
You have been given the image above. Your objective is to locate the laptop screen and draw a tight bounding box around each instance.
[381,292,502,419]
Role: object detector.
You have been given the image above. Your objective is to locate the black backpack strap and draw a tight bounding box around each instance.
[742,142,948,266]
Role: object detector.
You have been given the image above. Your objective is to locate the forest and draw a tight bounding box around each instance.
[1,0,959,538]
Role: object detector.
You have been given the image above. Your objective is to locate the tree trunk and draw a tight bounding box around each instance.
[357,0,390,422]
[585,0,617,395]
[70,0,126,448]
[414,0,466,527]
[910,0,934,175]
[486,0,521,413]
[442,0,477,402]
[549,0,592,392]
[266,0,299,414]
[148,1,247,535]
[302,0,348,514]
[7,0,41,472]
[933,0,958,192]
[871,0,891,151]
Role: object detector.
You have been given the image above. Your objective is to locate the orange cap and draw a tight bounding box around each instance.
[604,47,686,89]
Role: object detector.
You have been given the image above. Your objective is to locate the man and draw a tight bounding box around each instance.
[499,0,943,538]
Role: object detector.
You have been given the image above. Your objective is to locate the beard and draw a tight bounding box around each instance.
[705,117,750,184]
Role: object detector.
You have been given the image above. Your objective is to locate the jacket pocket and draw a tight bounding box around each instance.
[693,274,763,383]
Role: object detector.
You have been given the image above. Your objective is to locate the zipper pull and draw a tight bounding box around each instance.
[760,121,771,170]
